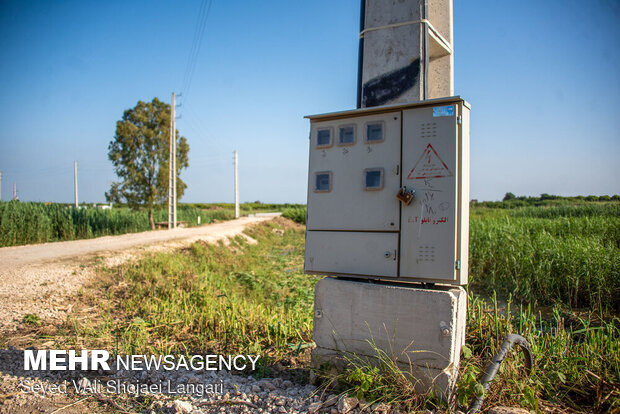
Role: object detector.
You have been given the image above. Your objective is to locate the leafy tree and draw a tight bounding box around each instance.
[502,192,516,201]
[106,97,189,229]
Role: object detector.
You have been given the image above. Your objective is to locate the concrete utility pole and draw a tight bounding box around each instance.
[357,0,453,108]
[234,150,239,218]
[168,94,173,229]
[13,182,16,201]
[74,160,78,208]
[168,92,177,229]
[172,93,177,230]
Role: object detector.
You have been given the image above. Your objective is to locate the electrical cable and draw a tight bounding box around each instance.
[179,0,212,111]
[467,334,533,413]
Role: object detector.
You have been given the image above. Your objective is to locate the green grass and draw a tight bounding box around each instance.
[185,202,305,213]
[0,201,263,247]
[460,293,619,412]
[282,207,307,224]
[474,194,619,209]
[52,203,620,412]
[469,203,619,313]
[69,218,318,359]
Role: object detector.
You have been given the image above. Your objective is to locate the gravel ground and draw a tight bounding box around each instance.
[0,347,396,414]
[0,216,273,334]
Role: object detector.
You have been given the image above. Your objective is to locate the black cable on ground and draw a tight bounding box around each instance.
[467,334,533,413]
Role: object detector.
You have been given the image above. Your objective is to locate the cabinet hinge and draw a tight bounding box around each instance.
[455,260,461,270]
[457,115,462,124]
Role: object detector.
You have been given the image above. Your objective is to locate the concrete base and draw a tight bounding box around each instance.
[312,277,466,399]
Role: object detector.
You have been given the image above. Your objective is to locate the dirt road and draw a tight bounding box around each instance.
[0,215,278,333]
[0,215,279,271]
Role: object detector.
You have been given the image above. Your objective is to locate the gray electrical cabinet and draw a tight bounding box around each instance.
[304,96,469,285]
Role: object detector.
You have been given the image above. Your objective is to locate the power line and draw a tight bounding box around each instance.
[181,111,223,156]
[180,0,206,94]
[184,0,211,100]
[179,0,212,111]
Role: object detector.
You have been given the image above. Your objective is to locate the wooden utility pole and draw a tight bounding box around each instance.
[168,92,177,229]
[13,182,16,201]
[0,170,2,201]
[234,150,239,218]
[74,160,78,208]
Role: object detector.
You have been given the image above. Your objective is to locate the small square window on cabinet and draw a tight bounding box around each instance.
[316,128,333,148]
[338,125,355,146]
[365,122,384,143]
[314,171,332,193]
[364,168,384,191]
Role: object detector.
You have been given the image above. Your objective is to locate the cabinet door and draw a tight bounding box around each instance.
[400,104,460,281]
[306,112,401,232]
[305,231,399,277]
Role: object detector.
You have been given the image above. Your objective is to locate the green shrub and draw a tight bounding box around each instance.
[282,207,306,224]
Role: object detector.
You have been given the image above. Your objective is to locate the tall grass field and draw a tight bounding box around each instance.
[0,201,306,247]
[469,203,619,313]
[0,201,238,247]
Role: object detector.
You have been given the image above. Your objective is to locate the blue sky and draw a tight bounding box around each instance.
[0,0,618,203]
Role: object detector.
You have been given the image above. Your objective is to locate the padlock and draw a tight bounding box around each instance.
[396,186,416,205]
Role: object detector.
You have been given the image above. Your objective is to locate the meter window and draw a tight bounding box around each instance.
[316,128,332,148]
[338,125,355,146]
[364,168,384,191]
[365,122,384,143]
[314,172,332,193]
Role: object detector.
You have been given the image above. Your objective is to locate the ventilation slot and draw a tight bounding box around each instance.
[420,122,437,139]
[417,245,436,262]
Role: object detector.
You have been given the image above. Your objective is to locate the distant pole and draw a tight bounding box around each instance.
[172,92,177,229]
[168,93,173,229]
[234,150,239,218]
[74,160,78,208]
[13,182,16,201]
[167,92,177,229]
[0,170,2,201]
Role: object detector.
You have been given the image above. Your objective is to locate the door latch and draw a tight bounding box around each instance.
[384,250,397,260]
[396,186,416,205]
